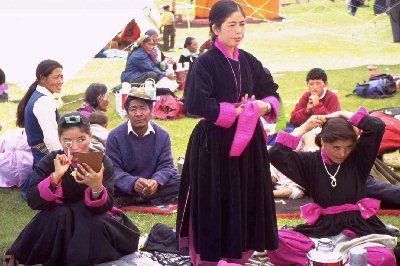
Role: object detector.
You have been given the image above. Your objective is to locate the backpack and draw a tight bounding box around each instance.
[152,95,186,120]
[353,74,397,98]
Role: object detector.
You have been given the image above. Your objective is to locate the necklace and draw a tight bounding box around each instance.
[322,160,341,187]
[225,57,242,101]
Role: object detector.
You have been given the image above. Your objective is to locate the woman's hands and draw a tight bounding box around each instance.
[236,94,271,117]
[52,154,71,183]
[75,163,104,195]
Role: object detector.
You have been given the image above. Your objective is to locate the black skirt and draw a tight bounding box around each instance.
[176,120,279,262]
[10,201,140,265]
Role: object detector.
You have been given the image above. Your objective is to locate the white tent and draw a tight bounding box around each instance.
[0,0,161,88]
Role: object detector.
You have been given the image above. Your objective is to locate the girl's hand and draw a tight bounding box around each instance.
[53,154,71,183]
[292,115,326,136]
[75,163,104,192]
[325,111,354,120]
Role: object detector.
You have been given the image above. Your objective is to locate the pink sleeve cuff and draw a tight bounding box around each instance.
[214,102,236,128]
[342,229,357,238]
[276,131,302,150]
[262,96,280,123]
[84,186,108,207]
[348,106,368,126]
[38,176,63,202]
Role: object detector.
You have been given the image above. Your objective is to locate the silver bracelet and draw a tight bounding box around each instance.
[91,187,104,195]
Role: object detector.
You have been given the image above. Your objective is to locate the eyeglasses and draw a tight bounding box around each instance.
[64,115,81,124]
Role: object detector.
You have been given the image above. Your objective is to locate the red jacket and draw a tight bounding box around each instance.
[120,22,141,41]
[290,90,341,126]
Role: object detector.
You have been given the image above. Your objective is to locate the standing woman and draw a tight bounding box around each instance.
[176,0,280,264]
[16,59,64,199]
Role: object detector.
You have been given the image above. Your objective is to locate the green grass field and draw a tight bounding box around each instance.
[1,0,400,258]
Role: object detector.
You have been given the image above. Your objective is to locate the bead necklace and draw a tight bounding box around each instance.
[322,160,341,187]
[225,57,242,101]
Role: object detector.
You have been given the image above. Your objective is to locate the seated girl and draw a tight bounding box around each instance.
[267,107,399,265]
[76,83,110,117]
[178,37,200,69]
[6,112,140,265]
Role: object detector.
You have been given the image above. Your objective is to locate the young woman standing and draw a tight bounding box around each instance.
[176,1,280,264]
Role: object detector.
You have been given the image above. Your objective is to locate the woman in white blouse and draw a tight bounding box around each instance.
[16,59,64,199]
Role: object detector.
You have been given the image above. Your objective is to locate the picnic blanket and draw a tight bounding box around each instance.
[121,204,177,215]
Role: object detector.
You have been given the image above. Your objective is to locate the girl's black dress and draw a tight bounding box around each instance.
[10,151,140,265]
[176,46,280,262]
[269,115,395,237]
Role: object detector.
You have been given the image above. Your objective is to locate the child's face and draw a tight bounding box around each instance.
[322,139,354,164]
[60,127,92,161]
[307,79,327,97]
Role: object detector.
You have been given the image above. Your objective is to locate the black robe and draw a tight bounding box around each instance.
[10,151,140,265]
[176,46,279,262]
[269,115,395,238]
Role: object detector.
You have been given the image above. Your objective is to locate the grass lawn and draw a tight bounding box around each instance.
[1,0,400,258]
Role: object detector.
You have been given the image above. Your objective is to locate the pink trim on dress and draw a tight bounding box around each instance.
[38,176,63,202]
[348,106,368,126]
[84,186,108,207]
[230,100,260,156]
[321,148,334,165]
[261,96,280,123]
[342,229,357,238]
[106,206,123,216]
[214,38,239,60]
[179,186,192,249]
[300,198,380,224]
[275,131,302,150]
[214,103,236,128]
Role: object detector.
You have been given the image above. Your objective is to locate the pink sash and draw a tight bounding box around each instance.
[300,198,380,224]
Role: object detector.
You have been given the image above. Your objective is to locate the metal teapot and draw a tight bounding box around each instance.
[307,238,343,266]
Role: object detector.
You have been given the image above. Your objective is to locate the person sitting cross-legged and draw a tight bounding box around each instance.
[289,68,340,128]
[105,89,180,207]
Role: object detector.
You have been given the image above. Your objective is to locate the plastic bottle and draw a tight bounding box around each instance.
[344,247,368,266]
[118,82,131,116]
[144,79,156,100]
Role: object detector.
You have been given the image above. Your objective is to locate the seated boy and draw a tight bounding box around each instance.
[88,111,109,152]
[290,68,340,127]
[106,89,180,206]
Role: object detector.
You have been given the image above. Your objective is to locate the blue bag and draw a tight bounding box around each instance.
[353,74,397,98]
